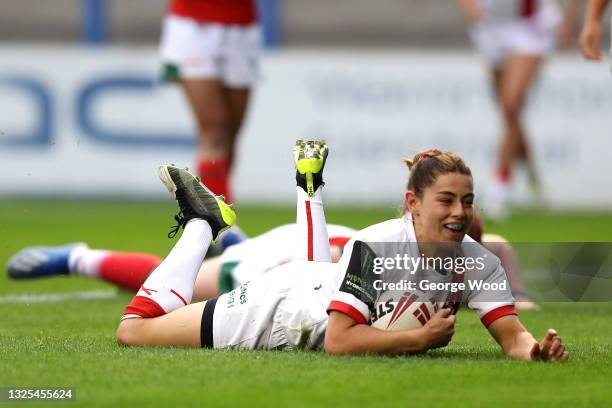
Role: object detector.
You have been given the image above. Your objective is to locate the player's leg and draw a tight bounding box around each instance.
[117,165,235,347]
[485,55,542,218]
[7,241,232,298]
[195,84,251,257]
[293,140,331,262]
[123,218,215,318]
[490,65,514,188]
[117,301,206,347]
[490,66,504,102]
[159,16,232,201]
[221,23,258,170]
[7,243,161,292]
[224,87,251,168]
[499,54,542,185]
[181,78,234,202]
[193,255,223,301]
[481,233,539,311]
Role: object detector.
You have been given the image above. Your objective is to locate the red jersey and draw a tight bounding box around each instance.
[168,0,257,26]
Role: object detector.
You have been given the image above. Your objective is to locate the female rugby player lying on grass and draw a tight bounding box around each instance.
[112,141,567,360]
[7,223,354,302]
[6,223,539,310]
[8,206,537,309]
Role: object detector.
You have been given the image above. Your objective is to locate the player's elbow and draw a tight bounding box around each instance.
[323,332,365,356]
[325,311,363,355]
[324,329,358,356]
[324,335,347,356]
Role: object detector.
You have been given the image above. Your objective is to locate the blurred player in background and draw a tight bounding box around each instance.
[160,0,260,203]
[469,212,539,310]
[580,0,611,60]
[457,0,574,218]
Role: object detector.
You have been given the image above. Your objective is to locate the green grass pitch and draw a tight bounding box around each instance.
[1,200,611,407]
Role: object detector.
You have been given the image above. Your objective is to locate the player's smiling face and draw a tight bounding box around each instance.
[406,172,474,245]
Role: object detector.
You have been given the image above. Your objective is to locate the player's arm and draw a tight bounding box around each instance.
[558,0,586,49]
[324,308,455,356]
[486,315,569,361]
[580,0,611,60]
[326,240,453,356]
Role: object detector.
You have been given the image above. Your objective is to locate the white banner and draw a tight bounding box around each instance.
[0,46,610,208]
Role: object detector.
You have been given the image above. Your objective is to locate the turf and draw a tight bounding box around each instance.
[1,200,611,407]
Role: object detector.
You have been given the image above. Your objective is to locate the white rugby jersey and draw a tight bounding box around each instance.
[220,223,356,287]
[327,213,516,329]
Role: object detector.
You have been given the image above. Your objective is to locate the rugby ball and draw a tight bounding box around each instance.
[370,291,438,331]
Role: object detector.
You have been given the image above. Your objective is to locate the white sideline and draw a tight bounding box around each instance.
[0,289,118,304]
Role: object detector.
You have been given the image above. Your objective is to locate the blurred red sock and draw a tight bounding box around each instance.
[497,165,511,183]
[99,252,161,292]
[198,158,232,203]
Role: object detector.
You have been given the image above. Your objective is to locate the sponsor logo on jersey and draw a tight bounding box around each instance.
[226,281,250,308]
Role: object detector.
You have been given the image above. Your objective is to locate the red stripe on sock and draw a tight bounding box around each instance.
[99,252,161,292]
[170,289,188,306]
[305,200,313,261]
[123,296,166,318]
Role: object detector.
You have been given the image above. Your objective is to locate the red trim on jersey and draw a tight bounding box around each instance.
[329,236,351,248]
[481,305,517,328]
[168,0,257,25]
[170,289,188,306]
[305,200,314,261]
[521,0,536,18]
[123,296,166,318]
[327,301,367,325]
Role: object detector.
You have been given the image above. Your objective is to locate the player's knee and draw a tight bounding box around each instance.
[116,319,142,346]
[501,97,522,120]
[197,108,230,135]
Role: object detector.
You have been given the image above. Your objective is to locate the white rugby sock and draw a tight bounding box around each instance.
[69,248,109,278]
[295,187,331,262]
[124,219,213,317]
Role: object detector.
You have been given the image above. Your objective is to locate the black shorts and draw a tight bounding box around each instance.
[200,297,218,348]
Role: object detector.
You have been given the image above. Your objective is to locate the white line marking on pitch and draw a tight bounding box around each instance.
[0,289,118,304]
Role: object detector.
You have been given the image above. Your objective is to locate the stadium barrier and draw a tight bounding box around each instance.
[0,45,610,207]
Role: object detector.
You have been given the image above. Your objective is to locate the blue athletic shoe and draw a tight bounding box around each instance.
[204,226,248,258]
[220,226,248,249]
[6,243,88,279]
